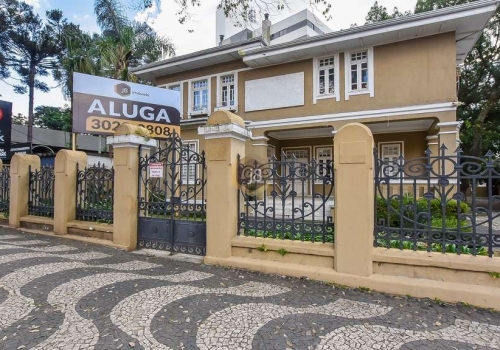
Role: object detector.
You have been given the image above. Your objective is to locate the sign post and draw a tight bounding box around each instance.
[0,100,12,161]
[72,73,181,139]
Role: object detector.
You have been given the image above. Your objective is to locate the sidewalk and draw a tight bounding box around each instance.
[0,226,499,349]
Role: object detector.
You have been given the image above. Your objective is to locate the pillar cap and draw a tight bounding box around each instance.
[106,134,158,148]
[198,123,252,142]
[207,110,245,127]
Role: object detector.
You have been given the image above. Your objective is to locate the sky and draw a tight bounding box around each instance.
[0,0,416,116]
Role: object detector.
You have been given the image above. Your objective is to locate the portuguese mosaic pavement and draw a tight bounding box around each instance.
[0,228,499,349]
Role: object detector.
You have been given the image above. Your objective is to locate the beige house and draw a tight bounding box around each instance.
[132,0,498,194]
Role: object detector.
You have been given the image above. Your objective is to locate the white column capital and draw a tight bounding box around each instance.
[198,123,252,142]
[106,135,158,149]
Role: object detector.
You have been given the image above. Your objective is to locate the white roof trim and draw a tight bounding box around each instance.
[247,102,457,129]
[242,1,499,66]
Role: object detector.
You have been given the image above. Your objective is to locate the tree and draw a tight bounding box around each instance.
[415,0,500,157]
[365,1,411,24]
[130,0,333,26]
[12,113,27,125]
[34,105,72,131]
[94,0,175,81]
[1,1,66,143]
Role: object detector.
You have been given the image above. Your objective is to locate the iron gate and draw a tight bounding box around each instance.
[137,133,207,255]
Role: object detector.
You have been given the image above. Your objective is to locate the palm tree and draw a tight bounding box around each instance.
[94,0,175,81]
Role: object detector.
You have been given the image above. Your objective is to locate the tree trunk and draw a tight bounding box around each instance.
[470,81,500,157]
[27,62,36,144]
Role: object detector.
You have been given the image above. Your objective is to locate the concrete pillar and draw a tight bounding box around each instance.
[53,150,87,235]
[199,110,251,261]
[334,123,374,276]
[9,154,40,228]
[426,135,439,175]
[107,124,157,251]
[248,136,269,164]
[437,121,461,175]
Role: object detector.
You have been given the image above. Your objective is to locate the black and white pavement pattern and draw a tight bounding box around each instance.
[0,227,499,349]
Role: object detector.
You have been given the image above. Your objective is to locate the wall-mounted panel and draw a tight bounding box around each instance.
[245,72,304,112]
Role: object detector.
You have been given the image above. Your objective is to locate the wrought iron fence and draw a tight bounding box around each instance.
[28,165,55,218]
[374,145,500,257]
[76,163,114,223]
[0,165,10,215]
[237,153,334,243]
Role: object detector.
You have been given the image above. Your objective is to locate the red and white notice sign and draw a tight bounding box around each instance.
[149,162,163,178]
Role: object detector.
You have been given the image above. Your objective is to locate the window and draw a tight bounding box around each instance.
[380,143,402,177]
[318,57,335,96]
[267,145,276,163]
[181,141,198,184]
[344,48,374,100]
[314,54,339,103]
[192,80,208,112]
[315,147,333,180]
[350,50,368,92]
[220,75,235,107]
[168,84,181,91]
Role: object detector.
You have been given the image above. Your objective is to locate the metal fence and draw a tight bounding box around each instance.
[76,163,114,223]
[28,165,55,218]
[0,165,10,215]
[374,145,500,257]
[237,153,334,243]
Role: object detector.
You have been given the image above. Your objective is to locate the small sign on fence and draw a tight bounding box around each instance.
[149,162,163,178]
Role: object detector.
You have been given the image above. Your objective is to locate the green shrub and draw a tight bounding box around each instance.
[376,195,470,229]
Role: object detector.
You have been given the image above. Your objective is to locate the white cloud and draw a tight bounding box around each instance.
[24,0,41,8]
[2,0,418,116]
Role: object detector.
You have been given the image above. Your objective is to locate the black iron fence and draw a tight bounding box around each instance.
[76,163,114,223]
[374,145,500,257]
[0,165,10,215]
[138,133,207,255]
[28,165,55,218]
[237,154,334,243]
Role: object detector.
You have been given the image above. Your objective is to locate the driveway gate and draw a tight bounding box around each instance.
[137,133,206,256]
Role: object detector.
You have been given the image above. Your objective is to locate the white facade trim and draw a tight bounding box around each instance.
[215,71,239,112]
[106,135,158,148]
[198,123,252,142]
[248,102,456,129]
[188,76,212,118]
[344,47,374,101]
[437,121,462,127]
[313,53,340,104]
[242,4,498,63]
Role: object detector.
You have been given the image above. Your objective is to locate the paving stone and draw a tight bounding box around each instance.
[0,226,499,349]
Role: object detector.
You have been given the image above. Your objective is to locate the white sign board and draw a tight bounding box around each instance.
[149,162,164,178]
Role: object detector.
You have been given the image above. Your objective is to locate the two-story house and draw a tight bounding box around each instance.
[131,0,499,195]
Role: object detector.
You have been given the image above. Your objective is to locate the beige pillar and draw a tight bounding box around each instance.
[53,150,88,235]
[426,135,439,176]
[9,154,40,228]
[199,110,251,260]
[437,121,461,175]
[107,124,157,251]
[334,123,374,276]
[248,136,269,164]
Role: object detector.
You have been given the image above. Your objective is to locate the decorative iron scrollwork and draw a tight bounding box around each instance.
[76,163,114,223]
[374,144,500,257]
[28,166,55,218]
[237,153,334,243]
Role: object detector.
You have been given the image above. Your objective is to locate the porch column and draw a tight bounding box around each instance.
[107,124,157,251]
[249,135,269,164]
[9,154,40,228]
[437,122,461,175]
[199,110,251,261]
[53,150,87,235]
[334,123,374,276]
[426,135,439,175]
